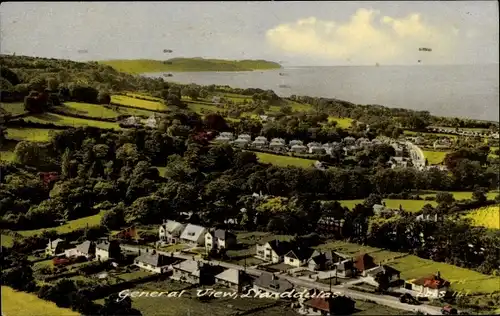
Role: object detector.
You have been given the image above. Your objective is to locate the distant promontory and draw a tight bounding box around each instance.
[98,57,282,74]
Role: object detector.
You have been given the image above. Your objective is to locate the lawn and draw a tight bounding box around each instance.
[6,127,58,142]
[0,102,26,115]
[125,92,163,102]
[316,240,407,263]
[463,205,500,229]
[1,286,80,316]
[254,152,316,168]
[339,199,437,212]
[327,116,354,129]
[187,102,219,114]
[111,95,167,111]
[1,234,14,247]
[0,148,16,162]
[422,150,448,165]
[387,255,500,294]
[115,269,153,281]
[17,211,105,237]
[21,112,121,130]
[490,146,499,158]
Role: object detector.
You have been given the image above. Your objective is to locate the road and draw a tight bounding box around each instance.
[121,244,445,315]
[406,141,426,169]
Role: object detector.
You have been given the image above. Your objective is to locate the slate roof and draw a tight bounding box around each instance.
[366,265,400,277]
[260,240,293,257]
[47,238,64,249]
[214,229,236,241]
[135,252,168,267]
[162,220,185,234]
[285,247,314,261]
[337,260,354,272]
[180,224,206,242]
[173,259,200,274]
[76,241,94,255]
[215,268,248,285]
[254,273,293,293]
[354,253,377,271]
[308,250,344,265]
[96,241,112,251]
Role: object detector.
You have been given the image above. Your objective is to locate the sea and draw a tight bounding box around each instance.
[142,64,499,121]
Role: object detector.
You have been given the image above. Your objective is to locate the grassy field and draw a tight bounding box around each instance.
[422,150,448,165]
[0,102,26,115]
[254,152,316,168]
[340,199,437,212]
[490,146,499,158]
[1,286,80,316]
[0,148,16,162]
[21,112,121,130]
[388,255,500,293]
[5,127,58,142]
[404,130,458,139]
[17,211,105,237]
[1,234,14,247]
[99,58,281,74]
[187,102,219,114]
[111,95,167,111]
[61,102,155,119]
[328,116,354,129]
[463,205,500,229]
[421,191,499,201]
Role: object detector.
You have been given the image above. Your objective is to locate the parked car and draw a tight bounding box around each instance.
[441,305,458,315]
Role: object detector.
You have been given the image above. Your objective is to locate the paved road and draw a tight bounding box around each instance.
[121,244,445,315]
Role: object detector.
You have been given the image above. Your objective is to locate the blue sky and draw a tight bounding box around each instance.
[1,1,498,65]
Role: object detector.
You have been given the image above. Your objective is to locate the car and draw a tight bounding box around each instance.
[441,305,458,315]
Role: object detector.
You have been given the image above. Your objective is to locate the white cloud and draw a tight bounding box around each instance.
[266,9,460,64]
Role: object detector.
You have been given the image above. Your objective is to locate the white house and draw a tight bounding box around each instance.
[335,259,354,278]
[307,142,322,148]
[307,250,347,271]
[289,140,303,146]
[159,220,186,244]
[212,96,221,104]
[255,240,292,263]
[232,138,250,148]
[180,224,207,246]
[269,141,286,151]
[219,132,234,140]
[290,144,307,153]
[214,136,231,143]
[309,146,326,154]
[95,240,120,261]
[134,250,170,273]
[122,116,142,127]
[252,139,268,149]
[73,241,96,259]
[343,136,356,146]
[145,114,160,128]
[364,265,401,287]
[402,272,449,299]
[283,247,314,268]
[237,134,252,141]
[205,229,237,252]
[215,268,251,292]
[45,238,68,257]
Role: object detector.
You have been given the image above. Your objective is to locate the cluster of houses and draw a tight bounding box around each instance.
[214,133,386,156]
[428,127,499,139]
[120,114,161,128]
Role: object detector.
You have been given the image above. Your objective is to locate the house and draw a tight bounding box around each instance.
[365,265,401,286]
[309,146,326,154]
[307,250,345,271]
[255,240,293,263]
[391,143,404,157]
[237,134,252,141]
[335,259,354,278]
[269,140,286,151]
[290,144,307,153]
[134,250,170,273]
[416,213,440,222]
[95,240,121,261]
[45,238,68,257]
[343,136,356,146]
[433,138,452,149]
[253,272,294,296]
[232,138,250,148]
[74,240,96,259]
[215,268,252,292]
[212,96,221,104]
[298,293,356,316]
[171,260,225,285]
[159,220,186,244]
[145,114,160,128]
[252,139,268,149]
[373,204,386,214]
[180,224,207,246]
[121,116,142,127]
[354,254,377,276]
[205,229,237,252]
[289,140,303,146]
[284,247,314,267]
[314,161,326,170]
[403,272,450,298]
[307,142,322,149]
[214,136,232,143]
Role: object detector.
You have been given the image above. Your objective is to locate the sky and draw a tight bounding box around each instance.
[1,1,498,66]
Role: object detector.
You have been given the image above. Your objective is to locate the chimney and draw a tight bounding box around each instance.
[436,271,440,279]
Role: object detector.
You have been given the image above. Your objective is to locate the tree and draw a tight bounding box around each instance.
[101,293,142,316]
[97,91,111,105]
[46,77,60,91]
[204,113,228,131]
[435,192,455,206]
[472,186,487,203]
[101,203,126,230]
[0,124,7,147]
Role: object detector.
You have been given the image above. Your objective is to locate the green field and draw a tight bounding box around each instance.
[111,95,167,111]
[490,146,499,158]
[99,58,281,74]
[328,116,354,129]
[0,102,27,115]
[1,286,80,316]
[422,150,448,165]
[254,152,316,168]
[6,127,58,142]
[463,205,500,229]
[388,255,500,293]
[404,130,458,139]
[0,148,16,162]
[340,199,437,212]
[17,211,105,237]
[187,102,219,114]
[20,112,121,130]
[61,102,155,119]
[1,234,14,247]
[421,191,499,201]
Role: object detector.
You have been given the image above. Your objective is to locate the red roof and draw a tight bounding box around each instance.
[354,253,377,271]
[304,298,330,312]
[412,274,450,289]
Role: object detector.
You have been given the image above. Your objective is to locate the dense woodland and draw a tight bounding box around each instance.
[1,55,500,315]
